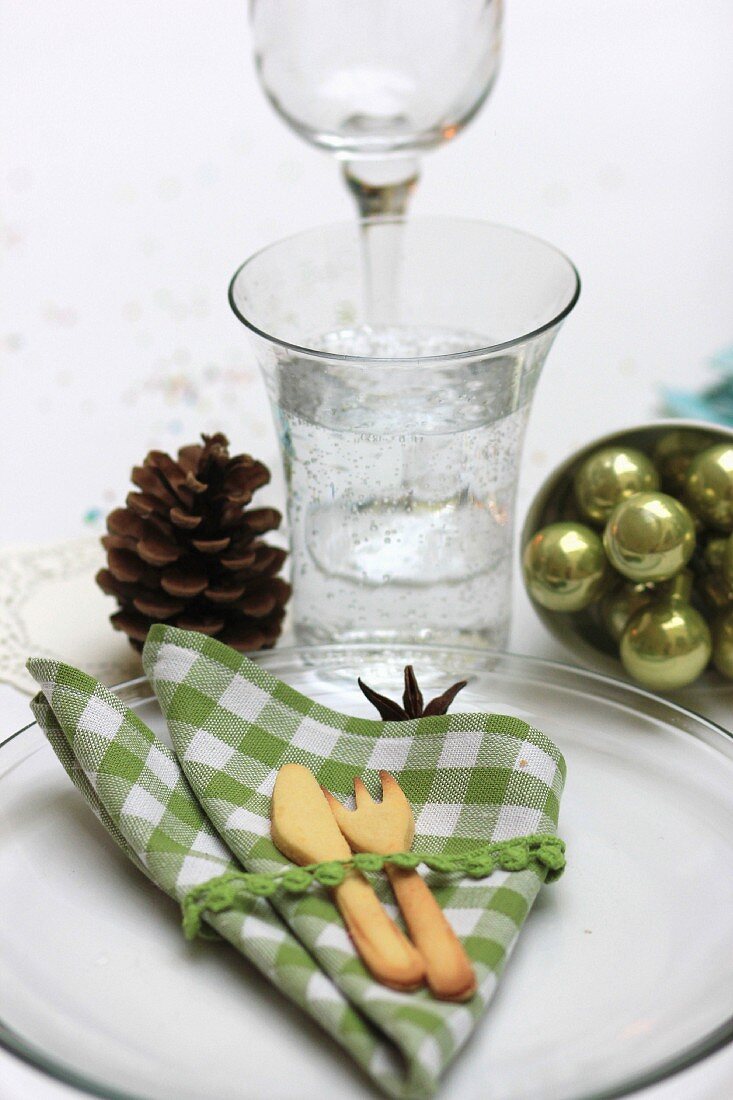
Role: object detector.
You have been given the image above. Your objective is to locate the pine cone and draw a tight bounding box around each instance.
[96,433,290,652]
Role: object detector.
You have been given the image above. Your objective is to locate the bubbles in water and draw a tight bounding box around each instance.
[275,324,530,648]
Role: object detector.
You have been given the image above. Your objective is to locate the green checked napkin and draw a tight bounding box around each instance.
[141,625,567,1098]
[27,663,407,1098]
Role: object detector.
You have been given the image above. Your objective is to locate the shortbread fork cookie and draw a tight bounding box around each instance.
[324,772,476,1002]
[272,763,425,992]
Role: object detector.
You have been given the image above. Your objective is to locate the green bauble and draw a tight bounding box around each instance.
[700,572,733,611]
[620,589,712,691]
[652,429,715,494]
[699,536,733,609]
[722,535,733,589]
[712,608,733,680]
[704,537,729,575]
[600,581,655,643]
[574,446,659,525]
[523,523,609,612]
[603,492,696,582]
[685,443,733,531]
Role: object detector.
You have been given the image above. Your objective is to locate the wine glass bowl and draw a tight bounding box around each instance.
[250,0,502,159]
[250,0,503,214]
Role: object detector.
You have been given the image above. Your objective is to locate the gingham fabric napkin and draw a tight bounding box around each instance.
[142,625,567,1098]
[27,664,406,1097]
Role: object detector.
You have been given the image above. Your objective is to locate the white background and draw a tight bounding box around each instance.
[1,1,732,1097]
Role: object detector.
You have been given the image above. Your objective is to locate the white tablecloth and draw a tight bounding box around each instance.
[2,1,732,1096]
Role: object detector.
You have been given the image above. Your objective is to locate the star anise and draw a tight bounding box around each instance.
[358,665,467,721]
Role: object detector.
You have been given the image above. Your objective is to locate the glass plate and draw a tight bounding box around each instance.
[1,646,732,1100]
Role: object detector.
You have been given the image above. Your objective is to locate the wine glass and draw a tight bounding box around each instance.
[249,0,503,219]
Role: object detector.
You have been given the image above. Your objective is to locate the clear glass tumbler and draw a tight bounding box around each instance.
[229,218,579,649]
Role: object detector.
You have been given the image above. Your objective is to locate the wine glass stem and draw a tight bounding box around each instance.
[342,157,420,219]
[342,157,420,326]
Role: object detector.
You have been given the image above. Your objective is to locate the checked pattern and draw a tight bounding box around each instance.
[27,663,406,1098]
[142,625,567,1097]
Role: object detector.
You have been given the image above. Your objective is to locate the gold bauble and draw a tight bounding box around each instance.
[711,608,733,680]
[523,523,609,612]
[574,446,659,525]
[620,594,712,691]
[685,444,733,531]
[603,492,696,583]
[600,581,655,643]
[652,429,715,494]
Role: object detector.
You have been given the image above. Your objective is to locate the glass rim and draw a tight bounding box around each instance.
[228,216,581,365]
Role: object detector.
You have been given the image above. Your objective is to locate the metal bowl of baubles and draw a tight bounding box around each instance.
[521,419,733,695]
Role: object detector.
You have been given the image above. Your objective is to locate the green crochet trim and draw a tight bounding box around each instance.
[181,834,566,940]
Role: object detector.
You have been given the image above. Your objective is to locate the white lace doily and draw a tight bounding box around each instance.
[0,537,143,694]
